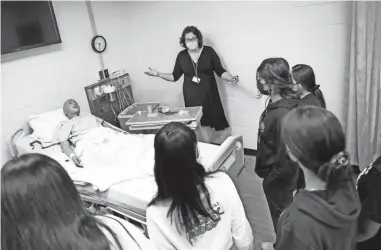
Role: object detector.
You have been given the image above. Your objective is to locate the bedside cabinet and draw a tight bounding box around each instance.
[85,73,134,127]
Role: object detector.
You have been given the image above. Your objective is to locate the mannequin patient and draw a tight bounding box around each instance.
[57,99,114,165]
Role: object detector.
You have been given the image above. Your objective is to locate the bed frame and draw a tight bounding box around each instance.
[8,122,246,233]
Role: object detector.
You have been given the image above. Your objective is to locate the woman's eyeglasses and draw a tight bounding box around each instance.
[185,37,198,42]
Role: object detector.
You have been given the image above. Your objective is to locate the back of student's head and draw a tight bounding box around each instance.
[1,153,122,250]
[256,57,300,99]
[281,106,351,188]
[150,122,220,244]
[153,122,204,195]
[292,64,326,108]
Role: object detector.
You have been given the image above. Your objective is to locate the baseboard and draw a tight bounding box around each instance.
[244,148,257,156]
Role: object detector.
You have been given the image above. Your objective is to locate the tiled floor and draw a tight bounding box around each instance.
[235,155,276,250]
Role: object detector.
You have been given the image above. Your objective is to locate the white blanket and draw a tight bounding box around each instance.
[53,127,222,192]
[65,127,156,191]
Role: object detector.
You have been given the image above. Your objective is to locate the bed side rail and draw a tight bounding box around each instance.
[81,193,148,234]
[8,128,28,158]
[211,135,244,174]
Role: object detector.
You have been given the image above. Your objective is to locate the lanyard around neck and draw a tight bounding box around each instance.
[191,60,198,79]
[189,47,203,79]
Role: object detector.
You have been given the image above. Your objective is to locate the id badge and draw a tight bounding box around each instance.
[192,76,201,84]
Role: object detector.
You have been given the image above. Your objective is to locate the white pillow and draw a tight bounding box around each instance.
[29,109,68,142]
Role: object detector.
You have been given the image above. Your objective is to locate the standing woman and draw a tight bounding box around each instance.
[147,122,253,250]
[261,106,360,250]
[292,64,326,108]
[254,58,300,231]
[145,26,238,144]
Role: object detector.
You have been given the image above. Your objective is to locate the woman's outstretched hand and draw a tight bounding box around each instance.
[230,75,239,85]
[144,67,159,77]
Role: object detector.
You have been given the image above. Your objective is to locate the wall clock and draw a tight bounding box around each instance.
[91,35,107,53]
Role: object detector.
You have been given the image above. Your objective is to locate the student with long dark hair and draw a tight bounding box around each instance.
[255,58,301,231]
[147,122,253,250]
[261,106,361,250]
[1,153,154,250]
[292,64,326,108]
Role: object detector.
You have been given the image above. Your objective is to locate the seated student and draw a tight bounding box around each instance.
[146,122,253,250]
[292,64,326,108]
[356,155,381,250]
[1,153,155,250]
[57,99,118,165]
[261,106,361,250]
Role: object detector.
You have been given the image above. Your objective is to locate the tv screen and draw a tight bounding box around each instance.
[1,1,61,55]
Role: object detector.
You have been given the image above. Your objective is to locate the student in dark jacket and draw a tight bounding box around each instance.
[254,58,301,231]
[261,106,361,250]
[292,64,326,191]
[356,155,381,250]
[292,64,326,108]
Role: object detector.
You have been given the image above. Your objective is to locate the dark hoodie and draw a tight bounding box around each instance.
[255,98,300,189]
[275,168,361,250]
[298,93,322,107]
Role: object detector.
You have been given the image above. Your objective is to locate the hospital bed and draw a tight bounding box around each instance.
[8,120,245,233]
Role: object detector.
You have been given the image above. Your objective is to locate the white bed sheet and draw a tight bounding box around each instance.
[80,142,222,215]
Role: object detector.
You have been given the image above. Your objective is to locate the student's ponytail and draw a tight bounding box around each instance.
[281,106,350,190]
[292,64,326,106]
[310,85,326,108]
[317,151,350,188]
[268,62,300,100]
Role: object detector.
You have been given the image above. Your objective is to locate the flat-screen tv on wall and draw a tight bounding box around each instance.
[1,1,61,55]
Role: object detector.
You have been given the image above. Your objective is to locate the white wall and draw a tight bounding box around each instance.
[92,1,351,149]
[1,1,351,163]
[1,1,100,163]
